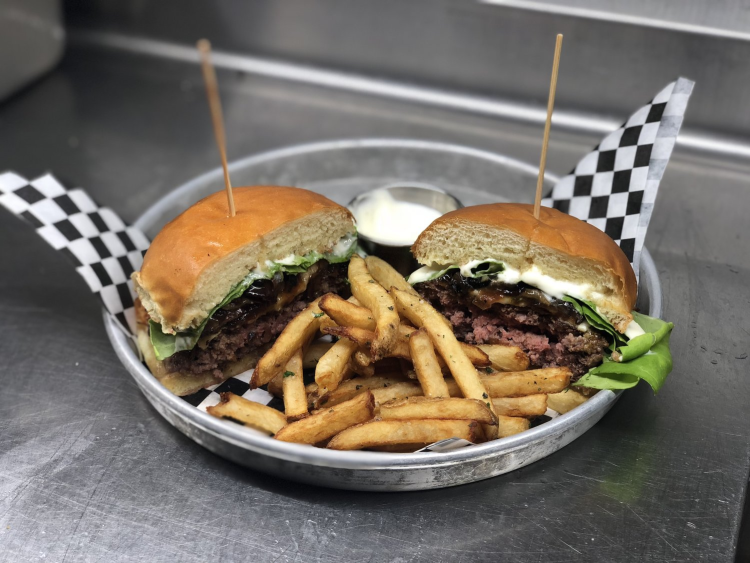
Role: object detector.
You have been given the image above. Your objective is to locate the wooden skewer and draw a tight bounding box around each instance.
[197,39,236,218]
[534,33,563,220]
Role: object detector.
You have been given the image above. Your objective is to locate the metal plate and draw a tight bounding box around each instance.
[106,138,662,491]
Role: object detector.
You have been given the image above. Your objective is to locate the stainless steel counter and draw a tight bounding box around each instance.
[1,44,749,562]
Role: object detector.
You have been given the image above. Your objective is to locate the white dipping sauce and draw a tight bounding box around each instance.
[351,189,443,246]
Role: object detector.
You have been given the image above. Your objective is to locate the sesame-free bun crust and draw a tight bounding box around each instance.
[132,186,355,333]
[412,203,637,332]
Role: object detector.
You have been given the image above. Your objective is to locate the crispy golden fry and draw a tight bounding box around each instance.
[319,293,376,330]
[349,358,375,378]
[397,317,489,368]
[207,392,287,435]
[480,368,572,397]
[352,348,373,368]
[477,344,530,372]
[348,255,399,360]
[546,388,590,414]
[365,255,419,296]
[398,324,417,337]
[275,391,375,444]
[492,395,548,418]
[318,314,336,332]
[303,340,334,369]
[282,349,308,420]
[496,415,531,438]
[390,335,413,360]
[252,297,324,387]
[458,342,490,367]
[323,325,376,347]
[315,337,358,394]
[380,396,498,425]
[327,419,481,450]
[267,372,284,397]
[314,375,410,408]
[391,288,496,416]
[370,382,424,406]
[408,328,450,398]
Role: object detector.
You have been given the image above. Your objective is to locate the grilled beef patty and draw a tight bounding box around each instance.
[164,261,349,377]
[415,271,608,378]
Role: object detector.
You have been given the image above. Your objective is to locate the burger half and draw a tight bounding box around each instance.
[407,203,673,391]
[132,186,357,395]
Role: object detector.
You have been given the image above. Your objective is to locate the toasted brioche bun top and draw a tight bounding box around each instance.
[132,186,355,333]
[412,203,637,332]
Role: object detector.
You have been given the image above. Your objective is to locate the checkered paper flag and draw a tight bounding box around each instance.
[542,77,694,276]
[0,172,150,335]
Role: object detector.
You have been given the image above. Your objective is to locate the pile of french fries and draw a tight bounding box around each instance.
[207,255,591,451]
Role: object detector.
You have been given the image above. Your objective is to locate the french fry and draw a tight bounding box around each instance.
[380,397,498,425]
[379,325,489,371]
[207,392,287,435]
[348,255,399,360]
[398,317,490,368]
[457,342,490,368]
[389,334,413,360]
[267,372,284,397]
[349,358,375,378]
[370,382,424,406]
[318,314,336,332]
[275,391,375,444]
[391,289,497,429]
[327,419,481,450]
[398,324,417,338]
[477,344,530,372]
[547,388,590,414]
[303,340,334,369]
[481,368,571,397]
[319,293,376,330]
[252,297,324,387]
[352,348,373,368]
[492,395,548,418]
[323,325,376,347]
[409,328,450,398]
[497,415,530,438]
[282,349,308,420]
[315,337,358,394]
[314,375,410,408]
[365,255,419,296]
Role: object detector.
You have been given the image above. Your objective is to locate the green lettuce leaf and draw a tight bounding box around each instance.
[573,311,673,393]
[562,296,627,349]
[149,237,357,361]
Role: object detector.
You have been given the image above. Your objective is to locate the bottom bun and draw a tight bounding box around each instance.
[136,322,265,397]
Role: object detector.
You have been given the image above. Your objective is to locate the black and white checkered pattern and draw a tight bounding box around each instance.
[542,77,694,276]
[0,172,150,334]
[182,369,281,415]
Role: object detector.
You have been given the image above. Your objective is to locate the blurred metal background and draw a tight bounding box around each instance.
[64,0,750,156]
[0,0,64,99]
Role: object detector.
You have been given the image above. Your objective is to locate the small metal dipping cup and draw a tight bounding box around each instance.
[348,184,463,276]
